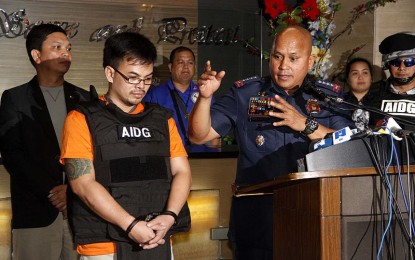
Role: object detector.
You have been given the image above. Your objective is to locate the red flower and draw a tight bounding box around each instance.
[301,0,321,21]
[264,0,287,20]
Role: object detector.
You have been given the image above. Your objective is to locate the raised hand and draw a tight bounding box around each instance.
[197,60,225,99]
[269,95,307,132]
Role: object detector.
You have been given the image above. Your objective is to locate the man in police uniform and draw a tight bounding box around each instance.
[189,26,352,259]
[60,32,191,259]
[367,32,415,127]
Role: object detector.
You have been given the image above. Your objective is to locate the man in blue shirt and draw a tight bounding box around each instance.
[189,26,353,259]
[144,46,219,152]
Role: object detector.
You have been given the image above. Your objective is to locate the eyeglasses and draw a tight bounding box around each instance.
[388,58,415,68]
[112,67,158,85]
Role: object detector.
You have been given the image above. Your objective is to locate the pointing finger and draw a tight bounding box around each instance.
[204,60,211,72]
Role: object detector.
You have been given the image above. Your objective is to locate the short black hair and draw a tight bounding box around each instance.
[103,32,157,69]
[169,46,195,64]
[26,24,67,67]
[345,57,373,78]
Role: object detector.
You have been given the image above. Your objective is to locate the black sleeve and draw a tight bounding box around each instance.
[0,90,58,199]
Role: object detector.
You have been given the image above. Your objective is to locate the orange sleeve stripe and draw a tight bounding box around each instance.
[60,110,94,163]
[77,242,116,255]
[168,118,188,158]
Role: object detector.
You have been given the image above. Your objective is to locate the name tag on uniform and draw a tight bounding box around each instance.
[117,125,152,140]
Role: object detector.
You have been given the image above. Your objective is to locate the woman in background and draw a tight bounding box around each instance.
[344,57,374,103]
[343,57,374,131]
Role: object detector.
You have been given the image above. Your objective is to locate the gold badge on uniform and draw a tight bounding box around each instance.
[306,99,320,114]
[256,135,265,147]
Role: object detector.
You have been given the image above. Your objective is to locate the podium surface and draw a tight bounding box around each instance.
[234,166,415,260]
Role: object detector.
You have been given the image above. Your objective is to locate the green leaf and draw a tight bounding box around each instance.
[263,51,270,61]
[334,3,341,12]
[294,16,303,23]
[293,6,302,16]
[279,13,288,19]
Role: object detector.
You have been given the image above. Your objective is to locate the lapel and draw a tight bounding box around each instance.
[27,77,57,147]
[27,77,76,151]
[63,82,81,111]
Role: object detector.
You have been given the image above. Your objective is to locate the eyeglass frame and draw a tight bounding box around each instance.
[387,57,415,68]
[112,67,158,85]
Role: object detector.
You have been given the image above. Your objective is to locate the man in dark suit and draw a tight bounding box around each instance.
[0,24,89,260]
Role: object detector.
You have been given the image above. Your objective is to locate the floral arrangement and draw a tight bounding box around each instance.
[262,0,340,78]
[259,0,398,79]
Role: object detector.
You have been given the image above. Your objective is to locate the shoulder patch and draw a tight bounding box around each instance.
[234,76,261,88]
[314,79,342,94]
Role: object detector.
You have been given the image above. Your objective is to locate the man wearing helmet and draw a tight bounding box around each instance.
[368,32,415,127]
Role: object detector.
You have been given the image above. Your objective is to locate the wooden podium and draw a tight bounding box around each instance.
[234,166,415,260]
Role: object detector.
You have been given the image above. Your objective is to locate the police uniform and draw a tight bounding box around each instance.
[210,75,353,258]
[144,78,217,152]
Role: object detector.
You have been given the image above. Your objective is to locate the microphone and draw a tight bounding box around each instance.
[376,116,408,141]
[349,127,374,140]
[303,78,340,105]
[390,127,414,138]
[332,126,355,144]
[352,108,370,132]
[311,126,358,151]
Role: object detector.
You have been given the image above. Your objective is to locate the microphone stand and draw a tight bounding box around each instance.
[302,78,415,128]
[328,97,415,252]
[326,96,415,128]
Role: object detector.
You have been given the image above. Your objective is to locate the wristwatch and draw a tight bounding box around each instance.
[301,117,319,135]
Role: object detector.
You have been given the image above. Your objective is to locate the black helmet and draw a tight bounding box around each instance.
[379,32,415,70]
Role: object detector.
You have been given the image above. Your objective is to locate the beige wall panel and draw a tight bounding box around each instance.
[327,0,413,83]
[0,0,197,95]
[42,0,196,6]
[329,0,375,83]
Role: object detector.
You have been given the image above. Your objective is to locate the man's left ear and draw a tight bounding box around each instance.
[104,66,114,83]
[31,49,41,64]
[308,55,317,69]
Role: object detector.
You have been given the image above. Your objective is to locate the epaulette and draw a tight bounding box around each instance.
[314,79,342,95]
[234,76,261,88]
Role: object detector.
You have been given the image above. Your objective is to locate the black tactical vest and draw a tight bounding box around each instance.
[68,98,173,244]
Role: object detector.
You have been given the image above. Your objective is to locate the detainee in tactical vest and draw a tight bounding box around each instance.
[60,32,192,260]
